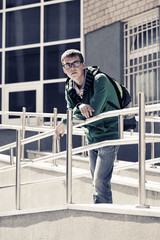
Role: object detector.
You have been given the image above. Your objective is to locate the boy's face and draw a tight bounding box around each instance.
[62,55,85,86]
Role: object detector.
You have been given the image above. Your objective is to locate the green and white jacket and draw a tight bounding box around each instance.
[64,66,120,144]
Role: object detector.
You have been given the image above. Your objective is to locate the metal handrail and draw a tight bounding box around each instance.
[1,93,160,209]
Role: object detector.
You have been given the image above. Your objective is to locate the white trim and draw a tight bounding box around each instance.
[4,0,73,12]
[3,38,81,52]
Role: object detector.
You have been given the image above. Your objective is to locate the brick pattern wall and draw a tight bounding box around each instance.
[83,0,160,34]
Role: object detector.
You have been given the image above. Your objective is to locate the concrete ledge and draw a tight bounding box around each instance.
[1,203,160,218]
[0,204,160,240]
[0,204,68,217]
[69,203,160,218]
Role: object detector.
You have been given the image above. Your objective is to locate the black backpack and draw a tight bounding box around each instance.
[91,66,137,131]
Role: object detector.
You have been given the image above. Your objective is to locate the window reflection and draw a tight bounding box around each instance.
[44,83,66,114]
[6,0,40,8]
[0,14,2,48]
[9,90,36,113]
[44,42,80,80]
[0,52,1,84]
[6,7,40,47]
[5,48,40,83]
[44,0,80,42]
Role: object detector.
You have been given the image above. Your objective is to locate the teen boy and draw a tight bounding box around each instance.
[55,49,119,203]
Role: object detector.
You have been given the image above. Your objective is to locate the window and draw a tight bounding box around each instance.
[0,0,82,123]
[9,90,36,113]
[44,0,80,42]
[6,7,40,47]
[0,13,2,48]
[124,9,159,106]
[44,83,66,114]
[5,48,40,83]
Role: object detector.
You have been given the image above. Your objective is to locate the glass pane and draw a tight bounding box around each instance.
[0,88,1,110]
[9,90,36,113]
[0,14,2,48]
[5,48,40,83]
[0,88,1,123]
[44,83,66,114]
[44,42,80,80]
[6,0,40,8]
[6,8,40,47]
[0,0,2,9]
[44,0,80,42]
[0,52,1,84]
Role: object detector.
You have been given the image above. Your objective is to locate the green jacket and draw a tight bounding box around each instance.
[64,66,120,144]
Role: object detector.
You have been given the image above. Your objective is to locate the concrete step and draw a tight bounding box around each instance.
[27,150,160,182]
[0,162,160,212]
[1,153,160,212]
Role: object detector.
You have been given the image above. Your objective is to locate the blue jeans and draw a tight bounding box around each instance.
[89,145,119,204]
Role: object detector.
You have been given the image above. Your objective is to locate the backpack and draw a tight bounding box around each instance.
[91,66,137,131]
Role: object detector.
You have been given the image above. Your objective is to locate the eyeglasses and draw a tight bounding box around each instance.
[62,60,82,69]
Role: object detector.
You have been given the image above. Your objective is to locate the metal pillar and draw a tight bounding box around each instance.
[53,108,57,165]
[21,107,26,160]
[137,92,150,208]
[16,129,21,210]
[119,115,124,139]
[66,109,73,204]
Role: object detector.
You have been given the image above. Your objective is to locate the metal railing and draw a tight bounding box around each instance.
[0,92,160,210]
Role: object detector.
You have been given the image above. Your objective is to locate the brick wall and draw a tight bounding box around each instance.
[83,0,160,34]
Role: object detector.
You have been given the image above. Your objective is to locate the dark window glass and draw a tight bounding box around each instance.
[44,42,80,80]
[9,90,36,113]
[44,83,66,114]
[0,88,2,123]
[5,48,40,83]
[6,0,40,8]
[6,7,40,47]
[0,0,2,9]
[0,88,1,110]
[0,52,1,84]
[44,0,80,42]
[0,14,2,48]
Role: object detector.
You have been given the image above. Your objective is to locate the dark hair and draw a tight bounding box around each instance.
[61,49,84,63]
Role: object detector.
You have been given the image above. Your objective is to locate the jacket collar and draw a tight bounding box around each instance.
[65,66,100,101]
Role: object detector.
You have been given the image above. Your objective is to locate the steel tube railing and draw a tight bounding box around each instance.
[15,129,21,210]
[21,107,26,160]
[66,109,73,204]
[1,94,160,210]
[137,93,148,208]
[53,108,57,165]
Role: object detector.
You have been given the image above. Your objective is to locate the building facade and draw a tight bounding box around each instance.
[83,0,160,161]
[0,0,160,160]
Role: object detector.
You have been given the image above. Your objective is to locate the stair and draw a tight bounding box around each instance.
[0,152,160,211]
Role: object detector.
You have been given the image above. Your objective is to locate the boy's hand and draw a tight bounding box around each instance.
[55,121,67,140]
[79,104,94,118]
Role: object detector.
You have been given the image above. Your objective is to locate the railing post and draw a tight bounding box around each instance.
[21,107,26,160]
[66,109,73,204]
[10,147,14,165]
[52,108,57,165]
[82,135,87,157]
[16,129,21,210]
[151,119,156,168]
[137,92,149,208]
[119,115,124,139]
